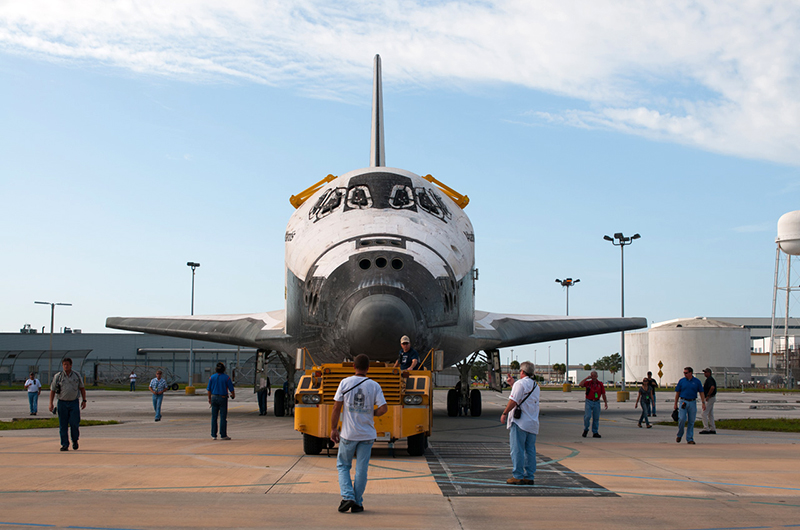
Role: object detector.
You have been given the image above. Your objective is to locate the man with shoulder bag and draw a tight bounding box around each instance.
[500,361,540,485]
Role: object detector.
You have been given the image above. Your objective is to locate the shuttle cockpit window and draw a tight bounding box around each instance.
[309,188,345,221]
[415,188,451,221]
[346,185,373,209]
[389,184,415,209]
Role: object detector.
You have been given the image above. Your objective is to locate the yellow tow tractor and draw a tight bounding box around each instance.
[293,350,440,456]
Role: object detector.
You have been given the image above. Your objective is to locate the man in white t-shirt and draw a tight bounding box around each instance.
[330,354,387,514]
[25,372,42,415]
[500,361,540,485]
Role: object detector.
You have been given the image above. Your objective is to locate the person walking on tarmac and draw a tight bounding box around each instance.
[580,371,608,438]
[699,368,717,435]
[207,363,235,440]
[674,366,706,444]
[48,358,87,451]
[331,354,388,513]
[634,379,653,428]
[500,361,540,485]
[257,374,271,416]
[393,335,420,370]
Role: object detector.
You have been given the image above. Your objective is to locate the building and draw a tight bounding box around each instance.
[0,331,259,386]
[626,317,752,387]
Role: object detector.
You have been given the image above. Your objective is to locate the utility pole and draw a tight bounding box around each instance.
[555,278,580,383]
[603,233,641,391]
[186,262,200,394]
[34,301,72,383]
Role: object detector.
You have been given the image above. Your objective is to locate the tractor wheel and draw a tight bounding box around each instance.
[407,433,427,456]
[303,433,325,455]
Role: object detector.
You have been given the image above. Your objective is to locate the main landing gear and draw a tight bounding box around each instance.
[255,349,297,417]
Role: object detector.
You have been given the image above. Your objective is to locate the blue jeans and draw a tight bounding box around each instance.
[28,392,38,414]
[257,388,269,414]
[337,438,374,506]
[57,399,80,447]
[210,395,228,438]
[584,399,601,433]
[152,393,163,420]
[677,399,697,442]
[509,423,537,480]
[651,394,657,415]
[638,404,650,426]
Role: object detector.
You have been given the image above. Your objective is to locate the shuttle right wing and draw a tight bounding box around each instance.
[472,311,647,350]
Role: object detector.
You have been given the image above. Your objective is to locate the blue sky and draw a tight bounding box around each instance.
[2,0,800,367]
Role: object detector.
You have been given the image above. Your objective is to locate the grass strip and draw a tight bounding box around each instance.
[655,418,800,432]
[0,418,119,430]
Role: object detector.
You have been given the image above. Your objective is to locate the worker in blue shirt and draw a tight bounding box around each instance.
[393,335,420,370]
[207,362,235,440]
[673,366,706,444]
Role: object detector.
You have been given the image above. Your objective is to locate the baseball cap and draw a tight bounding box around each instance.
[400,335,410,344]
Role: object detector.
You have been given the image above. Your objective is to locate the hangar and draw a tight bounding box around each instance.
[0,330,260,386]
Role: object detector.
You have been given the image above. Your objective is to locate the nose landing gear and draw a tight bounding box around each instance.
[445,350,501,417]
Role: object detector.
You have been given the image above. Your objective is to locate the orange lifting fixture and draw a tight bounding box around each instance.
[422,174,470,209]
[289,174,338,209]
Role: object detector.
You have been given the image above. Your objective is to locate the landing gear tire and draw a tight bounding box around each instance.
[170,383,179,391]
[274,389,286,417]
[470,389,482,417]
[446,389,459,417]
[407,433,428,456]
[303,433,326,455]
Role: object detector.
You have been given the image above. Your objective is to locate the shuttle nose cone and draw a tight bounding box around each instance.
[346,294,416,358]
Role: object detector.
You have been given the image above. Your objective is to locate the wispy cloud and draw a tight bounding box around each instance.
[2,0,799,164]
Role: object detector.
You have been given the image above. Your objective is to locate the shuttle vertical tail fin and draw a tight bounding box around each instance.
[370,54,385,168]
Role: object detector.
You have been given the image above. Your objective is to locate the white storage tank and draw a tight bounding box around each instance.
[648,317,750,386]
[777,210,800,256]
[625,331,650,382]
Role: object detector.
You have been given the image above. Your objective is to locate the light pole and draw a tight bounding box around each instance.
[186,262,200,392]
[555,277,580,383]
[34,301,72,383]
[603,232,641,391]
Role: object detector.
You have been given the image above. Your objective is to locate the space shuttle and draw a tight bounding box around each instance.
[107,56,646,376]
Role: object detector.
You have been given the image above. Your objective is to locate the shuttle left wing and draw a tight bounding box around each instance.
[105,310,291,350]
[472,311,647,350]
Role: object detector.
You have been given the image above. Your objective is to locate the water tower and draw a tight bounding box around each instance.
[769,211,800,382]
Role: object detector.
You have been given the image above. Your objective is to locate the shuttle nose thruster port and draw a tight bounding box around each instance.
[346,294,416,356]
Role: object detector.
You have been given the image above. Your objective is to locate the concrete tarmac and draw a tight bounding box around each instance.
[1,388,800,529]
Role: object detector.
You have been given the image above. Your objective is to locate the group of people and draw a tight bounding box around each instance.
[28,336,720,515]
[37,359,174,451]
[576,366,717,444]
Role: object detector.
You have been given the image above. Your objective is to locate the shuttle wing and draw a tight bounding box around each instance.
[105,310,291,350]
[472,311,647,350]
